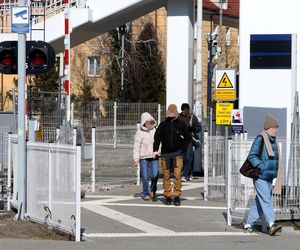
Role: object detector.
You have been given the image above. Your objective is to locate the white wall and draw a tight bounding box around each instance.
[166,0,194,109]
[239,0,300,138]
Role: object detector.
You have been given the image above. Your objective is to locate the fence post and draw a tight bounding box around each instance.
[76,146,81,242]
[136,122,140,186]
[157,104,161,125]
[71,102,74,126]
[56,127,60,143]
[204,131,208,201]
[91,127,96,192]
[48,144,53,223]
[73,128,77,146]
[7,133,11,211]
[227,139,232,226]
[113,102,117,148]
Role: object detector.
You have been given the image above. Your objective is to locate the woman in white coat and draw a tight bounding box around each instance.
[133,112,159,201]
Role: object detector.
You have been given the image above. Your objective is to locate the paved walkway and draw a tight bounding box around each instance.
[1,178,300,250]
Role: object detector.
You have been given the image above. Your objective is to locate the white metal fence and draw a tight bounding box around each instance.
[93,101,165,147]
[26,142,81,241]
[6,138,81,241]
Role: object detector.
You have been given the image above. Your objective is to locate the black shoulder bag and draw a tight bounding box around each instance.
[239,136,264,179]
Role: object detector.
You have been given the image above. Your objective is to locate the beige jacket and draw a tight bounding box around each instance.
[133,112,156,160]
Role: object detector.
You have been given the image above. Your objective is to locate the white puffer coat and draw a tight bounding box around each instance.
[133,112,157,160]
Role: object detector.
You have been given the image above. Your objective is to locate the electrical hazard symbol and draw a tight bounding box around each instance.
[217,73,233,88]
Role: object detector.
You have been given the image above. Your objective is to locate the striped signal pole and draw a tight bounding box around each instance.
[64,0,70,123]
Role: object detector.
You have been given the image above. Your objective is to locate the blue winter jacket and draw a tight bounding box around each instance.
[247,134,279,182]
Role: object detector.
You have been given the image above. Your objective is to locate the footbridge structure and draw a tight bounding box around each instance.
[0,0,195,107]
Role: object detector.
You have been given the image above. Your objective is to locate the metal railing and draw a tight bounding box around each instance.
[204,133,300,224]
[0,128,10,210]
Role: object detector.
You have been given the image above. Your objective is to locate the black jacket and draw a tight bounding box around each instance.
[153,117,190,154]
[178,113,201,140]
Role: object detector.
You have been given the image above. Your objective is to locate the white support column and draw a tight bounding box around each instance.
[166,0,194,108]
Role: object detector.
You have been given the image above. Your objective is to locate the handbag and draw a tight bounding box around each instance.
[190,115,201,149]
[239,136,264,179]
[191,132,201,149]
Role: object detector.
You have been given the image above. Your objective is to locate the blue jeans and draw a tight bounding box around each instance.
[140,159,159,196]
[246,178,275,225]
[182,142,194,179]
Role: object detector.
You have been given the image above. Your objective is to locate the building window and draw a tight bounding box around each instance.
[87,56,100,77]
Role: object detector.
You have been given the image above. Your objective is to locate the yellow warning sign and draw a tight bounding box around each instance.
[217,72,233,88]
[215,89,236,101]
[216,103,234,125]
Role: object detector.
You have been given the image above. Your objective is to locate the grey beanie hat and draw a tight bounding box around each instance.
[264,114,279,130]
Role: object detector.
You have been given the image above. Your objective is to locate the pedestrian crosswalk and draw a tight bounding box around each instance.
[81,182,254,239]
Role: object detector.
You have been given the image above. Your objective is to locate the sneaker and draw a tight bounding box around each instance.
[143,195,151,201]
[150,192,156,200]
[244,225,253,234]
[173,196,181,206]
[181,177,187,182]
[165,196,172,205]
[189,175,193,181]
[269,224,282,236]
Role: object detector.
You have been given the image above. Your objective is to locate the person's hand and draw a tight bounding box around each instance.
[134,160,139,166]
[153,151,160,159]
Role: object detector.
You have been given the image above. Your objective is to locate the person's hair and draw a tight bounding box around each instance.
[181,103,190,111]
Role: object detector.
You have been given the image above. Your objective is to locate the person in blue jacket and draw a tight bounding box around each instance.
[244,114,282,236]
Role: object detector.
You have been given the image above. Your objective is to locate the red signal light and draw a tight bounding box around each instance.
[0,41,17,74]
[29,49,46,67]
[0,51,14,67]
[2,54,13,66]
[32,54,45,66]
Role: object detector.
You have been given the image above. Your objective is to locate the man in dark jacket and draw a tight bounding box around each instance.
[153,104,190,206]
[178,103,201,181]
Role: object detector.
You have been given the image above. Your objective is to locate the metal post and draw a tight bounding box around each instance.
[157,103,161,125]
[70,102,74,126]
[209,106,213,136]
[17,0,27,220]
[113,102,117,148]
[120,34,125,99]
[48,144,53,221]
[135,122,141,186]
[7,133,11,211]
[75,146,81,242]
[12,89,17,134]
[207,35,212,134]
[56,127,60,143]
[226,138,232,226]
[203,131,208,201]
[73,128,77,146]
[195,0,202,124]
[64,0,71,123]
[217,0,224,67]
[91,127,95,192]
